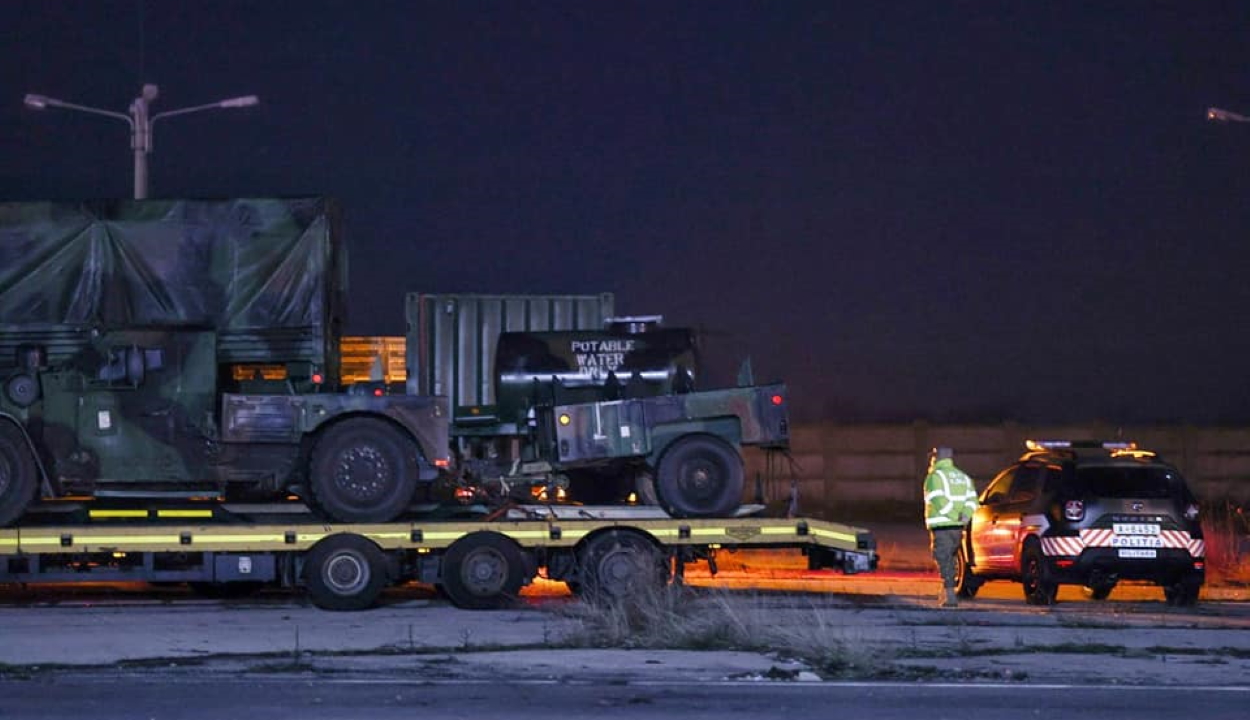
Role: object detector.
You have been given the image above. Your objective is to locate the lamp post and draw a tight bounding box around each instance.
[23,84,259,199]
[1207,107,1250,124]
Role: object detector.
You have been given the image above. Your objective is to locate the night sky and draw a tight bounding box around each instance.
[4,2,1250,424]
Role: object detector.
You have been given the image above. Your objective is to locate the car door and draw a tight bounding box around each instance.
[1001,463,1045,568]
[971,466,1015,573]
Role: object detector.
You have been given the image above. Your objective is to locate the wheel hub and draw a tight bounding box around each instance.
[334,446,391,502]
[678,460,720,501]
[461,548,506,595]
[324,552,369,594]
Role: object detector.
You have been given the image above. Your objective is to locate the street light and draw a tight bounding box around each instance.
[23,84,259,199]
[1207,106,1250,124]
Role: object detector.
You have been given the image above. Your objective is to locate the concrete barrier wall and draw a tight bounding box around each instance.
[743,422,1250,520]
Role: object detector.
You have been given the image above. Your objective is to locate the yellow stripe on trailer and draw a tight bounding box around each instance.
[89,509,149,519]
[156,509,215,519]
[811,527,857,544]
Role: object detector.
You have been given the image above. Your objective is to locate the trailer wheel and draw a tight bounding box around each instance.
[0,424,38,527]
[303,535,389,611]
[309,418,418,523]
[577,530,670,601]
[655,435,744,518]
[440,532,526,610]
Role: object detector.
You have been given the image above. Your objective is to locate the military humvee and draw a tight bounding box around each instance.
[0,198,448,526]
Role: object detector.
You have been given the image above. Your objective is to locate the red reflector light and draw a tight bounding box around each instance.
[1194,561,1205,570]
[1055,559,1075,568]
[373,388,383,397]
[770,394,784,406]
[311,373,324,385]
[434,458,450,468]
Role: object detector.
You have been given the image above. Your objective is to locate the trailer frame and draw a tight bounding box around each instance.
[0,504,877,610]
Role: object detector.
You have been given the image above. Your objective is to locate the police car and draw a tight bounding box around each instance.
[956,440,1205,606]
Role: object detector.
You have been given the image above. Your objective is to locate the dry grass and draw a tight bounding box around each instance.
[558,584,887,676]
[1202,500,1250,585]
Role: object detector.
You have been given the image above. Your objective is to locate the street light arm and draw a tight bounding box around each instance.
[23,94,134,128]
[150,96,260,126]
[1207,106,1250,123]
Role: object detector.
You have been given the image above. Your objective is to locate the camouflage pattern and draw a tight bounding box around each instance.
[552,382,789,466]
[0,199,449,519]
[0,198,346,380]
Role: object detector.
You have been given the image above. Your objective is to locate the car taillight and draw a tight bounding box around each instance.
[1064,499,1085,521]
[1184,503,1200,521]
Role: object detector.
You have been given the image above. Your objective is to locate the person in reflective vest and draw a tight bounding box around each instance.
[923,446,979,607]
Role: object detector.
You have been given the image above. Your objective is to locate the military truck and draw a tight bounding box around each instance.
[406,294,789,518]
[0,198,449,526]
[0,199,788,529]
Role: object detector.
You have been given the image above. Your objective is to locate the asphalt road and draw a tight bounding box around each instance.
[3,675,1248,720]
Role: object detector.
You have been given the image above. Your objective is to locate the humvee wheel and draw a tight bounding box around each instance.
[0,424,38,527]
[440,532,526,610]
[303,534,388,611]
[633,468,660,507]
[577,530,670,601]
[655,435,744,518]
[309,418,418,523]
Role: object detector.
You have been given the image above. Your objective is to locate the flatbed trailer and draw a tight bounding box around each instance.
[0,505,877,610]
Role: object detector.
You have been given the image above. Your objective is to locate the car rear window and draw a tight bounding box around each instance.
[1073,466,1183,499]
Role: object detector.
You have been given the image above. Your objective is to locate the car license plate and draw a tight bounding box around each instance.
[1112,523,1160,535]
[1117,548,1157,559]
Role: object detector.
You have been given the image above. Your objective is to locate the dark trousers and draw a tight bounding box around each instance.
[929,526,962,589]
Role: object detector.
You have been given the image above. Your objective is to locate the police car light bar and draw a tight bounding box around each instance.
[1025,440,1069,451]
[1025,439,1138,451]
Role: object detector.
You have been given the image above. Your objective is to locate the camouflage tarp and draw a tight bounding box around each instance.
[0,197,345,371]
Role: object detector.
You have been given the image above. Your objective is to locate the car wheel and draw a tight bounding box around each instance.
[1020,541,1057,606]
[1164,576,1201,607]
[955,545,982,598]
[1083,582,1116,601]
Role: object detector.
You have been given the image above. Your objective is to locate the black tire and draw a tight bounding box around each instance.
[1164,576,1201,607]
[577,530,670,601]
[955,545,982,598]
[1021,541,1057,606]
[440,532,526,610]
[303,534,389,611]
[309,418,419,523]
[655,435,744,518]
[0,424,38,527]
[1083,582,1116,601]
